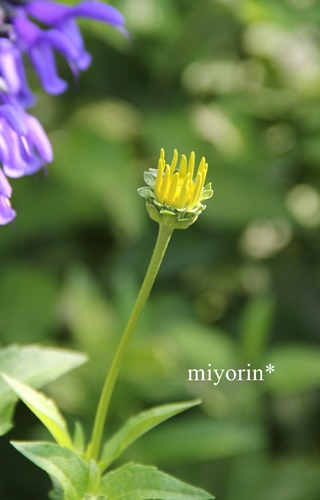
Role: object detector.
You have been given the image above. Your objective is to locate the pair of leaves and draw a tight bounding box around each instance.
[2,374,213,498]
[13,442,213,500]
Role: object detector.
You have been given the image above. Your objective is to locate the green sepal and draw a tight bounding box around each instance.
[202,183,214,200]
[143,171,157,188]
[137,186,154,199]
[146,202,201,230]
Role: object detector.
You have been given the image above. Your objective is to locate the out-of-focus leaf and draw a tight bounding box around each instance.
[264,345,320,394]
[99,399,201,471]
[52,127,144,239]
[240,295,275,362]
[0,345,87,435]
[125,417,266,465]
[99,462,214,499]
[0,265,58,343]
[227,455,320,500]
[170,321,237,370]
[201,167,288,229]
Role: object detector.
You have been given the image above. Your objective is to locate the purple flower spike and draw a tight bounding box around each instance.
[0,0,125,97]
[0,0,125,225]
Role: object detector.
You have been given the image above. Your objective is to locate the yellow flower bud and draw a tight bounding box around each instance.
[138,148,213,229]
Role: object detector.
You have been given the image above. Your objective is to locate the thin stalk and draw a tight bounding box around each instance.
[88,223,174,461]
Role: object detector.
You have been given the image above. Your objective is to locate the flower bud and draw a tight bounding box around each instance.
[138,148,213,229]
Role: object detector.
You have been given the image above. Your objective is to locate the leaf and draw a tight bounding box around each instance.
[73,421,86,455]
[264,345,320,394]
[0,345,87,436]
[99,399,201,471]
[1,375,73,449]
[0,403,15,436]
[99,462,214,499]
[12,441,90,500]
[0,264,58,344]
[131,417,266,465]
[240,295,275,362]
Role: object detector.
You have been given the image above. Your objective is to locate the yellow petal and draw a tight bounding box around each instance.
[170,149,178,171]
[175,173,190,208]
[155,159,165,198]
[188,152,195,180]
[166,172,179,205]
[188,172,203,210]
[158,165,171,204]
[179,155,187,179]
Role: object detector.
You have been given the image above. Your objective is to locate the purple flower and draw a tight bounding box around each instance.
[0,93,52,176]
[0,0,125,98]
[0,0,125,224]
[0,92,53,223]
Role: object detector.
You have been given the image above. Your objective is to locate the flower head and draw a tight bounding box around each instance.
[138,148,213,229]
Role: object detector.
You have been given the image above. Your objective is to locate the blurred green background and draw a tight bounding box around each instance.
[1,0,320,498]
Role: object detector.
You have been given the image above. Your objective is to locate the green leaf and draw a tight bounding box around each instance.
[0,345,87,436]
[99,399,201,471]
[99,462,214,499]
[132,417,266,465]
[73,421,86,455]
[0,403,15,436]
[1,375,73,449]
[12,441,90,500]
[240,295,275,362]
[264,345,320,394]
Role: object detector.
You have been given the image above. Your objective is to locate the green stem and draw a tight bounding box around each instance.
[88,223,174,461]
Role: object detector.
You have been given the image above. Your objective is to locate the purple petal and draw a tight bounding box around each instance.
[45,26,91,70]
[0,39,21,94]
[0,195,16,225]
[0,169,12,198]
[13,16,40,46]
[25,1,73,22]
[26,114,53,163]
[29,41,68,94]
[2,126,29,177]
[0,104,27,135]
[14,52,36,107]
[14,16,68,94]
[54,18,91,70]
[26,0,124,27]
[0,134,10,165]
[24,156,42,175]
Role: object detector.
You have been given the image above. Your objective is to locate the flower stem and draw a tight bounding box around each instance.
[88,223,174,461]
